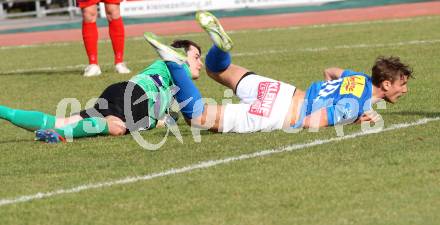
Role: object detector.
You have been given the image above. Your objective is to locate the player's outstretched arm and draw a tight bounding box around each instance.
[355,111,382,124]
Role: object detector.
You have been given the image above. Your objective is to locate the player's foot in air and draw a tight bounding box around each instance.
[196,11,233,51]
[115,62,131,74]
[35,129,66,143]
[83,64,102,77]
[143,32,187,65]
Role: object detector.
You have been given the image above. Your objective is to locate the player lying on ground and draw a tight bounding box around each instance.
[144,11,413,133]
[0,40,203,143]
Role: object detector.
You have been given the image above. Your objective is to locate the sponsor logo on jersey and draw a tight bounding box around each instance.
[340,75,366,98]
[249,82,280,117]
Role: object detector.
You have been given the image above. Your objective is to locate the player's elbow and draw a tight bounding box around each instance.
[324,67,343,80]
[323,68,335,80]
[323,69,332,80]
[191,73,200,80]
[108,126,126,136]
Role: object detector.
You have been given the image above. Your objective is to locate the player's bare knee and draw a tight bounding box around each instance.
[108,126,126,136]
[105,116,126,136]
[184,114,204,128]
[82,7,98,22]
[186,105,221,132]
[185,118,196,127]
[187,117,205,130]
[105,4,121,21]
[107,121,126,136]
[206,68,220,78]
[106,13,120,21]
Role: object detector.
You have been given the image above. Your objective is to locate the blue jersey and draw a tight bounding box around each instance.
[293,70,373,127]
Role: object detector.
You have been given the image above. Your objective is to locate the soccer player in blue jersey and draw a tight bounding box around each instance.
[144,11,412,133]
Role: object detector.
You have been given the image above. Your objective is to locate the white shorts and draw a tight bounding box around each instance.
[222,74,296,133]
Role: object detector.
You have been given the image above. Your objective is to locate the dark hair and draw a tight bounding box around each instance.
[171,40,202,55]
[371,56,413,86]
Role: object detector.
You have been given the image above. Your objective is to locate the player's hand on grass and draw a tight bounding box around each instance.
[357,111,382,123]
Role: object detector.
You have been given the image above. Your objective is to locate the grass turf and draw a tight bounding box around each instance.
[0,15,440,224]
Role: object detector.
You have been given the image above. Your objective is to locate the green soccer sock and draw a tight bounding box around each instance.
[0,105,56,131]
[54,117,110,139]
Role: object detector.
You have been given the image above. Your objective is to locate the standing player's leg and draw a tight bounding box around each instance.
[105,2,131,74]
[81,2,102,77]
[196,11,249,92]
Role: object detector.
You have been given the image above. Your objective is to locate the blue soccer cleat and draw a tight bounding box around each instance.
[196,11,233,51]
[35,129,66,143]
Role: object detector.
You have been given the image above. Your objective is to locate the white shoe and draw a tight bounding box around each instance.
[115,62,131,74]
[83,64,101,77]
[196,11,233,51]
[144,32,187,65]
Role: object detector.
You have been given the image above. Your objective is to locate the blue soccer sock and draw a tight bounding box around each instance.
[165,62,204,119]
[205,44,231,73]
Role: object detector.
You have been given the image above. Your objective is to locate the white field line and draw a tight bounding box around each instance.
[1,15,438,50]
[232,39,440,57]
[157,15,440,39]
[0,117,439,207]
[0,61,151,75]
[1,38,439,75]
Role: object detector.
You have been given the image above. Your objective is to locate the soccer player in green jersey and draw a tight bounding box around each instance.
[0,40,203,143]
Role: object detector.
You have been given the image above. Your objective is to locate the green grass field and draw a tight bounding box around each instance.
[1,15,440,224]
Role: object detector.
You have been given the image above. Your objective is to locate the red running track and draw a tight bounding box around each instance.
[1,1,440,46]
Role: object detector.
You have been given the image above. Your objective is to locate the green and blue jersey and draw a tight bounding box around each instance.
[129,60,191,128]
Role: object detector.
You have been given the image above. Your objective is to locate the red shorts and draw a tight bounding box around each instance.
[77,0,122,8]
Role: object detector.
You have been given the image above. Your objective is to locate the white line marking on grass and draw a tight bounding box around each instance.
[232,39,440,56]
[0,39,111,50]
[0,42,73,50]
[306,39,440,51]
[2,38,440,75]
[1,64,87,74]
[0,117,439,207]
[251,16,439,33]
[0,59,153,75]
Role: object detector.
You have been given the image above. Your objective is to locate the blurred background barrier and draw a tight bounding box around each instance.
[0,0,78,19]
[101,0,344,18]
[0,0,343,20]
